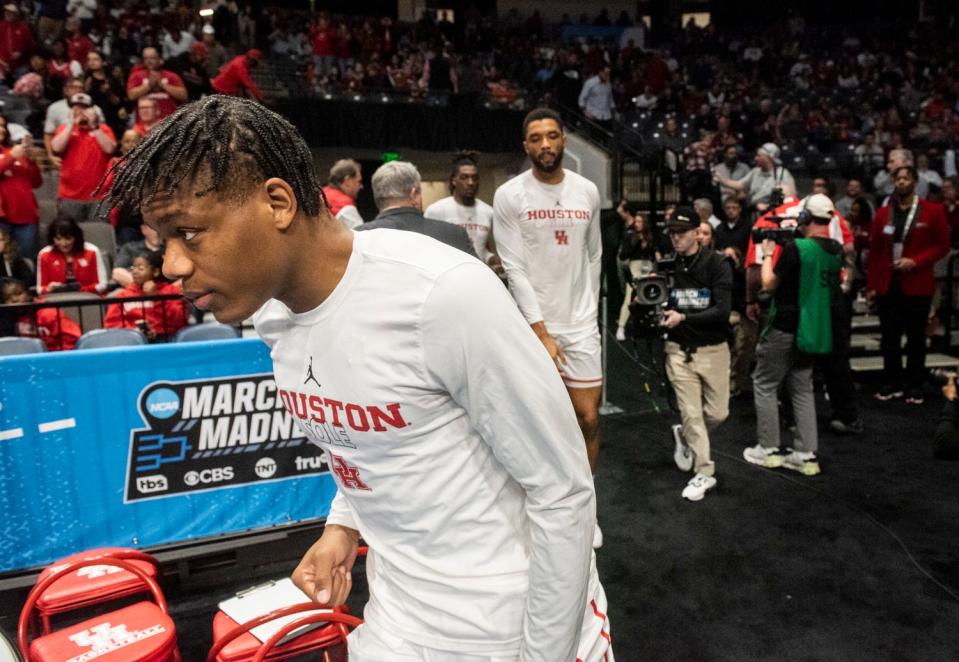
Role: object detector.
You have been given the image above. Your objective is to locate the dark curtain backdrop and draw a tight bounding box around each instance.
[275,98,525,153]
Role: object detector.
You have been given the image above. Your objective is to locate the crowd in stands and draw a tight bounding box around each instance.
[1,3,959,361]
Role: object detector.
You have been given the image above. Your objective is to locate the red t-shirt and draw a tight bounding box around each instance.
[17,305,81,351]
[0,146,42,223]
[126,67,185,118]
[66,33,95,64]
[55,123,116,201]
[104,282,189,337]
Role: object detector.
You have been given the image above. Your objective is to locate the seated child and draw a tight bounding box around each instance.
[1,278,81,351]
[103,251,189,341]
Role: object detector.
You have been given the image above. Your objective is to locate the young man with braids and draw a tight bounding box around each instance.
[424,151,504,277]
[106,96,613,662]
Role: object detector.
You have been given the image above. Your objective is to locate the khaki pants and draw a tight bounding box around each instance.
[665,341,730,476]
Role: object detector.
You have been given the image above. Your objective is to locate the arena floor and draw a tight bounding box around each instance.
[5,339,958,660]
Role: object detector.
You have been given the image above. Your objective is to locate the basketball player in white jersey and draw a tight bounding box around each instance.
[493,108,604,546]
[424,151,504,277]
[108,97,613,661]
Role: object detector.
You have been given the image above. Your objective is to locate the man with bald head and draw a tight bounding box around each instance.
[126,47,188,120]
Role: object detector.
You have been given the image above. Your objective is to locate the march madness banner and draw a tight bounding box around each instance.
[0,339,336,573]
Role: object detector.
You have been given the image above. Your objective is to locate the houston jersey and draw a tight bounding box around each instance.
[254,229,595,659]
[423,196,495,263]
[493,169,602,333]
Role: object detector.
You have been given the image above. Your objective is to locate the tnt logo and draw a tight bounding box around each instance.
[254,457,277,479]
[136,475,168,494]
[329,453,371,491]
[554,230,569,245]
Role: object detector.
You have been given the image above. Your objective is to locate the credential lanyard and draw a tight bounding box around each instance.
[892,196,919,262]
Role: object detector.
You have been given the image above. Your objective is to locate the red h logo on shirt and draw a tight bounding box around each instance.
[330,453,371,491]
[555,230,569,245]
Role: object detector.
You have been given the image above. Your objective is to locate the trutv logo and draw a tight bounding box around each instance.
[123,376,328,502]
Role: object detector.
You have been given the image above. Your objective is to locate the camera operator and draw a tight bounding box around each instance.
[934,374,959,460]
[660,206,733,501]
[743,194,843,476]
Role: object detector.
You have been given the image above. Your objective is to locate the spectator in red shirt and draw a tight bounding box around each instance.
[0,3,35,77]
[126,47,188,120]
[104,251,188,341]
[132,97,161,136]
[50,92,117,222]
[64,16,94,64]
[310,16,335,77]
[211,49,264,102]
[2,279,81,351]
[0,120,43,258]
[36,216,107,294]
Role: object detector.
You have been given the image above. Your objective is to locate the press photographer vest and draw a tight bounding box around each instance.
[776,238,840,354]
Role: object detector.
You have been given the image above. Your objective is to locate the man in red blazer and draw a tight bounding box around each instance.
[866,166,949,404]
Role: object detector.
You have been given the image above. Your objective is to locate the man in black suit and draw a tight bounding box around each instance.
[356,161,476,257]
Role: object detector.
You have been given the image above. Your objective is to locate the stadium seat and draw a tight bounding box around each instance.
[78,223,117,272]
[0,338,46,356]
[174,323,241,343]
[76,328,147,349]
[32,548,159,635]
[19,556,179,662]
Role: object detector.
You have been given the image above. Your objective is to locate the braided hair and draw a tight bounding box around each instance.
[105,95,326,217]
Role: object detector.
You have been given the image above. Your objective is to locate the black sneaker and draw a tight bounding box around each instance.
[830,418,864,435]
[904,388,925,405]
[874,384,904,401]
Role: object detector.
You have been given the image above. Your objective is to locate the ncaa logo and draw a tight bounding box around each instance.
[146,388,180,419]
[136,475,168,494]
[255,457,277,479]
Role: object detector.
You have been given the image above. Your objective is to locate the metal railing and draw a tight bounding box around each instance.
[1,293,188,351]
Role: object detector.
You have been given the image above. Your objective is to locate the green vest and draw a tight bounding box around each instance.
[795,237,841,354]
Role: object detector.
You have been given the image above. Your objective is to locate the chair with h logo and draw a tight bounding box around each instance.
[18,554,179,661]
[29,548,160,635]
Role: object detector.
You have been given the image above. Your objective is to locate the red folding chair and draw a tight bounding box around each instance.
[19,557,179,662]
[208,604,362,662]
[32,548,159,634]
[252,611,363,662]
[209,546,369,662]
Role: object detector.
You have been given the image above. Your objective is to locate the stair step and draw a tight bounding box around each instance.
[850,353,959,372]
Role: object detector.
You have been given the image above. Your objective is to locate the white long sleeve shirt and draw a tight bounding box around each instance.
[577,76,615,121]
[423,195,495,263]
[493,169,602,333]
[254,229,595,660]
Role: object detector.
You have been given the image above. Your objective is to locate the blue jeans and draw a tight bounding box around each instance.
[0,222,38,261]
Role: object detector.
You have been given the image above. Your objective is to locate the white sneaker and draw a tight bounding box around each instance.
[742,443,783,468]
[615,326,626,341]
[672,424,693,472]
[592,523,603,549]
[781,449,821,476]
[682,473,716,501]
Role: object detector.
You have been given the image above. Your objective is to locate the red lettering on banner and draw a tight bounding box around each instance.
[330,453,371,490]
[555,230,569,245]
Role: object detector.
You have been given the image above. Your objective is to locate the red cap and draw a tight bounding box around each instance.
[247,49,262,61]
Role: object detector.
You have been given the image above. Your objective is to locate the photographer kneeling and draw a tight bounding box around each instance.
[661,206,733,501]
[744,194,842,476]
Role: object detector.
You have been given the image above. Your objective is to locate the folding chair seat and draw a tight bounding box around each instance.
[19,557,179,662]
